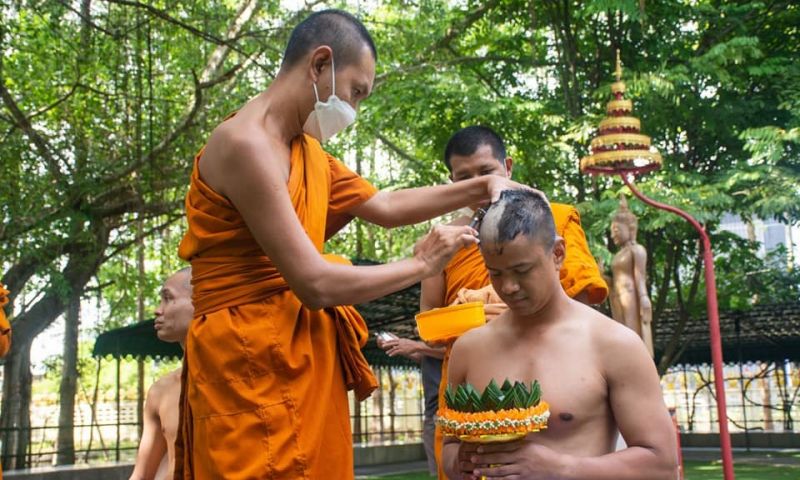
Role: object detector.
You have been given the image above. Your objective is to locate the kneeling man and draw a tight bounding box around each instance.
[443,191,677,479]
[130,267,192,480]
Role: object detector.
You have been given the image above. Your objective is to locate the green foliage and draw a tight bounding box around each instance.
[445,379,542,412]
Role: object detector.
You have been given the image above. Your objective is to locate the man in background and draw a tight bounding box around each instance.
[129,268,192,480]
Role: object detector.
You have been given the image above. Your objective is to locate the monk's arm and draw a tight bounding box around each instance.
[217,139,476,309]
[351,176,538,228]
[129,386,167,480]
[419,215,468,313]
[379,277,448,360]
[420,272,446,312]
[561,327,676,479]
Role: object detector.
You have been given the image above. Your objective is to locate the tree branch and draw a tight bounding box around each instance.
[374,133,428,171]
[102,214,182,262]
[376,56,554,85]
[421,0,501,58]
[0,58,70,185]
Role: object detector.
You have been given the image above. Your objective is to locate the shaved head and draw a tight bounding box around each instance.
[479,190,555,252]
[444,126,507,173]
[173,267,192,293]
[281,9,377,70]
[155,267,193,344]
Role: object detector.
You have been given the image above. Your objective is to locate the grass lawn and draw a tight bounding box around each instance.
[684,459,800,479]
[361,460,799,479]
[360,475,434,480]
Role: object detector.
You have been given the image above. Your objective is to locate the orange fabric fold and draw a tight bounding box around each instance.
[0,284,9,480]
[175,134,377,479]
[552,204,609,304]
[0,283,11,358]
[434,203,608,479]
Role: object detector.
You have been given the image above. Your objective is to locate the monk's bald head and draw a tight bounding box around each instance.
[155,267,193,344]
[281,9,377,70]
[171,267,192,295]
[479,190,555,253]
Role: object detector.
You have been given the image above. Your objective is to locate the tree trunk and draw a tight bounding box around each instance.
[1,340,33,470]
[136,217,146,438]
[1,221,109,469]
[56,296,81,465]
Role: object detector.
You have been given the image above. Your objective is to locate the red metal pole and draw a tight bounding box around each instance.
[669,407,685,480]
[620,174,735,480]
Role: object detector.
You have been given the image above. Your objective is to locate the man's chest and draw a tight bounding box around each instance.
[465,343,609,434]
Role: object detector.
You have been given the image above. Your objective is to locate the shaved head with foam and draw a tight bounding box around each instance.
[479,190,556,253]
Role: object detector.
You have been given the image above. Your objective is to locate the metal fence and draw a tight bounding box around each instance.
[2,361,798,468]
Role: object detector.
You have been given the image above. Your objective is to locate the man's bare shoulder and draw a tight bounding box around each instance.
[146,368,182,404]
[571,302,634,338]
[451,312,506,354]
[205,117,273,166]
[575,303,652,365]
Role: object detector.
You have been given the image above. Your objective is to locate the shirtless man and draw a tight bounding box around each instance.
[443,190,677,480]
[129,268,192,480]
[424,126,607,479]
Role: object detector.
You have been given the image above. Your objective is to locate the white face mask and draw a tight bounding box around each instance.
[303,56,356,142]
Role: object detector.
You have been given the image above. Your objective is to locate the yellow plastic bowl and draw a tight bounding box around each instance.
[415,302,486,342]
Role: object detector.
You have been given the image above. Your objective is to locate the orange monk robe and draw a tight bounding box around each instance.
[175,134,379,480]
[0,283,9,480]
[434,202,608,479]
[0,283,11,359]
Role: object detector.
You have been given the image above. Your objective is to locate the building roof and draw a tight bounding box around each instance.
[654,302,800,365]
[92,319,183,360]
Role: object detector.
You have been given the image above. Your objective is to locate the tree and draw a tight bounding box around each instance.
[0,0,283,467]
[1,0,798,466]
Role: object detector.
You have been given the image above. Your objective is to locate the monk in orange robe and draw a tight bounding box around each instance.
[422,126,609,478]
[175,11,535,480]
[0,285,10,479]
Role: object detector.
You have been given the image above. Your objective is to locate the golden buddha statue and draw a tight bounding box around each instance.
[610,196,654,357]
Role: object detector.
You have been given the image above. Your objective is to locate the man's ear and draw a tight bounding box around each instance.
[552,236,566,271]
[505,157,513,178]
[308,46,333,83]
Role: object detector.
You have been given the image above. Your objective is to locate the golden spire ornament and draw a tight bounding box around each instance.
[580,51,662,175]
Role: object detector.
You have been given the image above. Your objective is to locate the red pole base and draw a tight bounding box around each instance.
[669,407,685,480]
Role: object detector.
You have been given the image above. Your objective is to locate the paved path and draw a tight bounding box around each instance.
[355,460,430,478]
[355,449,800,478]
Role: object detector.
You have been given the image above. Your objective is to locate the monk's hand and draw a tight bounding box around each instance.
[384,338,419,357]
[485,175,548,204]
[470,440,568,479]
[414,225,479,276]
